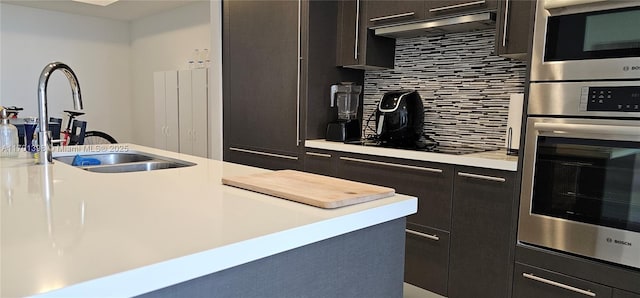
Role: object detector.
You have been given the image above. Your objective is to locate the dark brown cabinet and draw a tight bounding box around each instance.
[224,1,362,170]
[336,153,454,231]
[302,149,520,297]
[514,245,640,298]
[513,263,614,298]
[425,0,498,19]
[366,1,425,27]
[336,0,396,69]
[223,0,301,169]
[495,0,535,60]
[405,224,450,297]
[303,149,338,176]
[334,152,453,297]
[448,167,517,298]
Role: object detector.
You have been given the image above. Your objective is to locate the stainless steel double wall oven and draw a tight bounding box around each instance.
[518,0,640,269]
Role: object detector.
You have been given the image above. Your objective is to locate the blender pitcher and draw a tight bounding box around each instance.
[326,82,363,142]
[330,82,362,120]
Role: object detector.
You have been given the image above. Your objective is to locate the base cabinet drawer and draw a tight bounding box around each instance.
[513,263,613,298]
[225,147,301,171]
[337,154,453,231]
[405,225,450,297]
[448,167,516,298]
[303,150,337,176]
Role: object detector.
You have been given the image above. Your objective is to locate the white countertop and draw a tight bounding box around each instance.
[305,140,518,171]
[0,144,416,298]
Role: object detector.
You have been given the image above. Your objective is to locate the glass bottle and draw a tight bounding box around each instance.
[0,107,19,158]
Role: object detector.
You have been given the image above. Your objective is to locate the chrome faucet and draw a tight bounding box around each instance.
[37,62,83,164]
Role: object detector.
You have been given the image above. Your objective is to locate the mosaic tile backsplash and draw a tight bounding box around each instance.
[363,29,527,150]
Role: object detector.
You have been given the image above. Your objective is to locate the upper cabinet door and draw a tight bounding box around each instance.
[366,1,425,27]
[426,0,498,18]
[223,0,300,155]
[495,0,535,60]
[336,0,359,66]
[336,0,396,69]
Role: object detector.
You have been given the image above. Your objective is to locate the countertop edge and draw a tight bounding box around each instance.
[305,140,518,171]
[34,198,418,298]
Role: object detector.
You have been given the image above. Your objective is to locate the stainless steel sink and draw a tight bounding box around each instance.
[53,152,196,173]
[54,153,155,166]
[82,160,193,173]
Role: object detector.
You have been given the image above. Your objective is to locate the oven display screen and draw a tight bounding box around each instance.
[545,6,640,61]
[531,136,640,233]
[583,10,640,52]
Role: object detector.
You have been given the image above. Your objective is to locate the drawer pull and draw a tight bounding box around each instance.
[339,157,443,173]
[457,172,506,183]
[522,273,596,297]
[229,147,298,160]
[305,152,332,158]
[429,0,486,12]
[406,229,440,241]
[561,162,593,167]
[370,12,416,22]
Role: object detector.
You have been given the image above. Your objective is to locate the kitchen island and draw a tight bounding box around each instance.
[0,145,417,297]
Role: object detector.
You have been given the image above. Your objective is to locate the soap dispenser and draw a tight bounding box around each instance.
[0,107,19,158]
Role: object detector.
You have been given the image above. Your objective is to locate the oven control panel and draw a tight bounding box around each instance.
[581,86,640,112]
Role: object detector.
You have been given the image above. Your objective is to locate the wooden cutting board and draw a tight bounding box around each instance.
[221,170,395,209]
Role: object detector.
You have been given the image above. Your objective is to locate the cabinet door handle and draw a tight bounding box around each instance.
[306,152,332,158]
[534,122,640,137]
[457,172,506,182]
[429,0,486,12]
[229,147,299,160]
[354,0,360,60]
[406,229,440,241]
[369,12,415,22]
[339,157,443,173]
[502,0,510,47]
[522,273,596,297]
[296,0,302,146]
[561,162,593,167]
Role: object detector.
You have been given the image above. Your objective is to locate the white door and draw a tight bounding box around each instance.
[178,70,194,155]
[153,71,179,152]
[192,68,209,158]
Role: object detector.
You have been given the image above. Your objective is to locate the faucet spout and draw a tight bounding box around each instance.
[37,62,83,164]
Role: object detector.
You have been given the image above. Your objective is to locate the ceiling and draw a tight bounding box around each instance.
[1,0,199,21]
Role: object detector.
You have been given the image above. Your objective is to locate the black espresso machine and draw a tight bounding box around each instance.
[375,90,424,147]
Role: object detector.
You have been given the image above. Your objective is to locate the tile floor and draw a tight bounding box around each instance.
[403,283,445,298]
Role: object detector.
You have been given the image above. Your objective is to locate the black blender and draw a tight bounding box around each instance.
[326,82,362,142]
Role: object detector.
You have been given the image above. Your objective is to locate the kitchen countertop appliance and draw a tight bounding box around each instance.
[326,82,362,142]
[518,0,640,270]
[375,90,424,148]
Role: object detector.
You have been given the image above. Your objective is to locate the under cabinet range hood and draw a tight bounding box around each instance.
[372,11,496,38]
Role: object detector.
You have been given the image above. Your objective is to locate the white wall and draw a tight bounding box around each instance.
[0,3,133,142]
[130,1,210,148]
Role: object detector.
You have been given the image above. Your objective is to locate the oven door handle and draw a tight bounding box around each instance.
[534,122,640,137]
